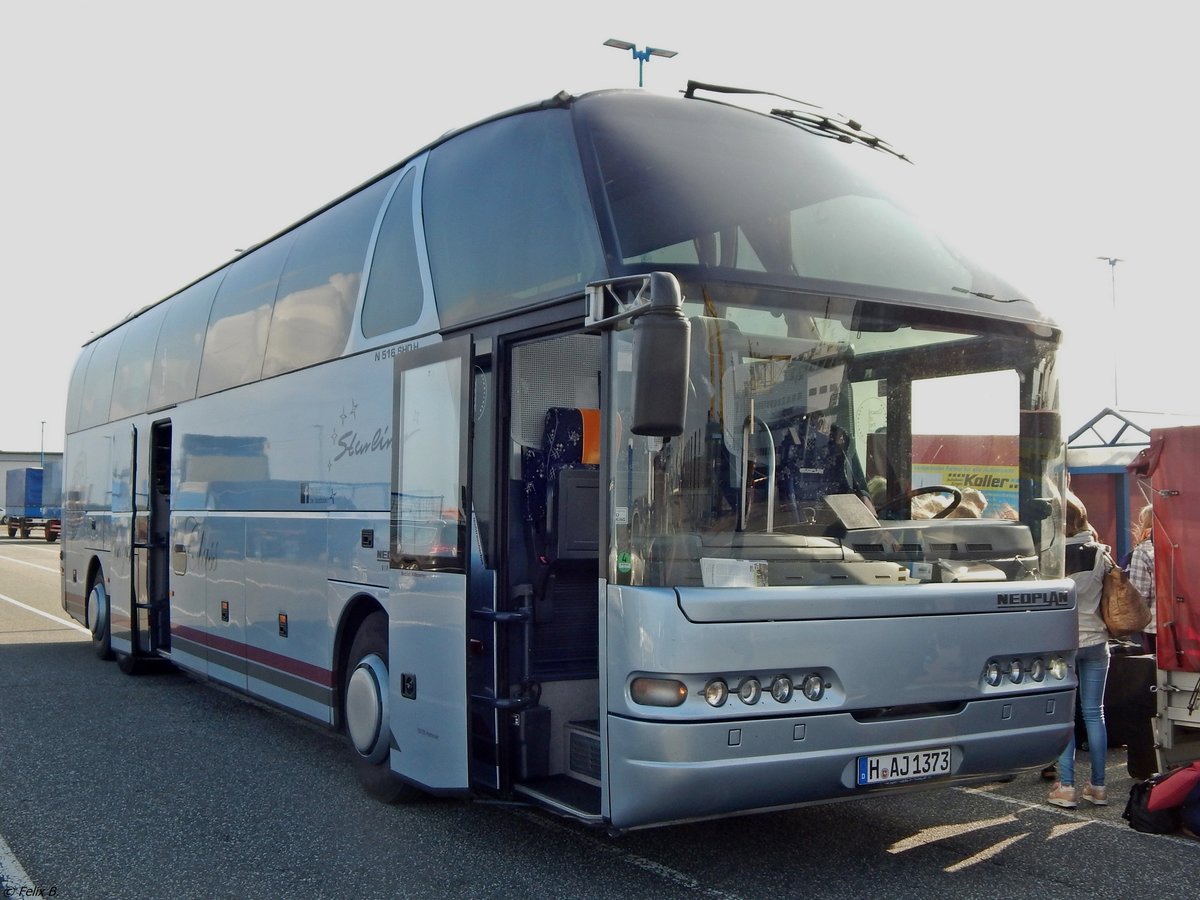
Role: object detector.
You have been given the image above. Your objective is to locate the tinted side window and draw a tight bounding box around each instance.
[362,169,423,337]
[65,344,96,434]
[198,238,293,396]
[263,177,393,376]
[423,110,604,328]
[109,303,168,420]
[78,332,123,429]
[148,273,222,409]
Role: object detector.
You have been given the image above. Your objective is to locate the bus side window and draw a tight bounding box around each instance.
[148,273,222,410]
[361,169,424,338]
[197,238,293,397]
[78,331,122,430]
[109,303,168,421]
[263,176,393,376]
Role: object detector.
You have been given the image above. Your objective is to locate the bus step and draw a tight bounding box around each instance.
[513,775,601,822]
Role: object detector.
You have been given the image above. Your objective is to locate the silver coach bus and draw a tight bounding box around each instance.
[62,82,1076,831]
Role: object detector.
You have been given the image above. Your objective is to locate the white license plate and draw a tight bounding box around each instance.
[857,747,952,785]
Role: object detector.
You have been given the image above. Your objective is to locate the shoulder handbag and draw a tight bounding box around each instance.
[1101,553,1151,639]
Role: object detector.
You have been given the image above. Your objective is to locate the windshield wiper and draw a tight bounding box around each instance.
[952,286,1029,305]
[769,107,910,162]
[682,80,911,162]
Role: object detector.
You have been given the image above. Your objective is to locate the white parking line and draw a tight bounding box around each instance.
[958,783,1200,844]
[0,553,60,574]
[0,591,89,635]
[0,831,34,893]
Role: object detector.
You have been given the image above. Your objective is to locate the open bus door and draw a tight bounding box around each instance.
[121,421,174,671]
[386,337,475,793]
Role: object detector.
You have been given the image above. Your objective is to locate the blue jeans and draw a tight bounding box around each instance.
[1057,641,1110,787]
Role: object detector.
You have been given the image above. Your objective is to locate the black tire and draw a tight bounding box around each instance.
[344,610,415,803]
[88,578,115,661]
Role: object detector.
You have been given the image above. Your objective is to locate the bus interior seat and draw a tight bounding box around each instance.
[685,317,865,525]
[540,406,600,561]
[520,406,600,679]
[777,417,856,504]
[772,352,867,526]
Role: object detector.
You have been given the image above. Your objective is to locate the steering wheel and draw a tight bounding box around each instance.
[876,485,963,519]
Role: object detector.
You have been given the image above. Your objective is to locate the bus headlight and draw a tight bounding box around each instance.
[737,677,762,705]
[770,675,793,703]
[1048,656,1069,680]
[1029,658,1046,682]
[703,679,729,707]
[800,673,825,702]
[630,677,687,707]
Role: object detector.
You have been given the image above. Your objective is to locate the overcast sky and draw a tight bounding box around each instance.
[2,0,1194,453]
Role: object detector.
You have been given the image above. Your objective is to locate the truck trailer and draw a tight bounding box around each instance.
[4,464,61,541]
[1129,427,1200,770]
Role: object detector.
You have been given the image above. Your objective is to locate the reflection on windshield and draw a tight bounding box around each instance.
[611,283,1063,589]
[581,91,1030,310]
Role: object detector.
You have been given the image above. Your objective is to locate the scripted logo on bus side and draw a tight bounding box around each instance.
[327,397,392,469]
[995,590,1070,609]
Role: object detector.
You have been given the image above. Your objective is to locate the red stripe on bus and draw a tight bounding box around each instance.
[172,624,335,687]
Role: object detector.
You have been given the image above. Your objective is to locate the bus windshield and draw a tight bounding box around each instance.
[610,281,1064,589]
[579,89,1033,320]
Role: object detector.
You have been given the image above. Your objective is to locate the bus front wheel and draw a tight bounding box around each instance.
[344,610,415,803]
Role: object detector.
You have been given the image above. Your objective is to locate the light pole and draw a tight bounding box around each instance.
[1097,256,1124,409]
[40,420,45,468]
[603,38,677,87]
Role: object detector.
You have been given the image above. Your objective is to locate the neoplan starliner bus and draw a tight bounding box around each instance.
[62,82,1077,831]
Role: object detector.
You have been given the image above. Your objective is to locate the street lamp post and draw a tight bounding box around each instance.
[1097,256,1124,409]
[40,420,45,468]
[603,38,677,87]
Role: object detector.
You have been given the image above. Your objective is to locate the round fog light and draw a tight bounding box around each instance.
[770,675,793,703]
[801,673,825,702]
[704,679,729,708]
[1030,658,1046,682]
[1048,656,1069,680]
[737,677,762,705]
[985,660,1003,687]
[1008,658,1024,684]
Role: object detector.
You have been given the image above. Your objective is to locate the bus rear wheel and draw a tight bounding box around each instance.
[344,610,415,803]
[88,578,114,661]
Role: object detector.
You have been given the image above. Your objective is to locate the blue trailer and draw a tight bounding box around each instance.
[5,464,61,541]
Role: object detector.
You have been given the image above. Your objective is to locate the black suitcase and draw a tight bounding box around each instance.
[1075,650,1157,778]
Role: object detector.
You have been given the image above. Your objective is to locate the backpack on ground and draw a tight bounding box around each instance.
[1123,775,1183,834]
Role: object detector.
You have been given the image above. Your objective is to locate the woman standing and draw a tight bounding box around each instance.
[1048,493,1112,808]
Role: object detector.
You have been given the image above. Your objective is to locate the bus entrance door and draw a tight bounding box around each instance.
[146,421,172,651]
[386,338,472,793]
[128,421,173,657]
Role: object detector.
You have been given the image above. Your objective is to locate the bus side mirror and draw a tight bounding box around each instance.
[630,273,690,437]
